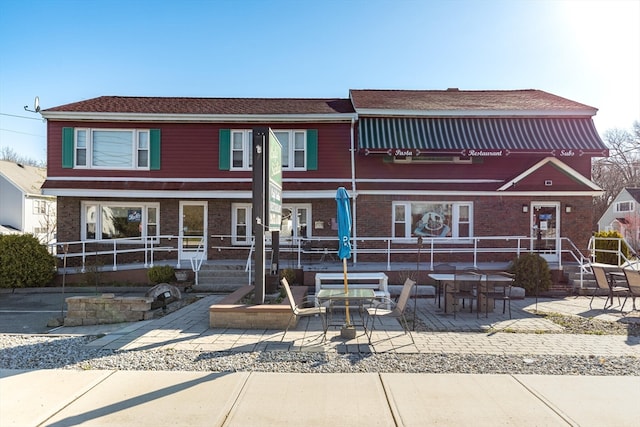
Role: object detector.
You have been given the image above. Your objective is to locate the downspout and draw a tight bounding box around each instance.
[350,116,358,264]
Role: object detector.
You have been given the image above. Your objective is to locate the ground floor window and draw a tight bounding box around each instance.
[232,203,312,245]
[393,201,472,239]
[81,202,159,241]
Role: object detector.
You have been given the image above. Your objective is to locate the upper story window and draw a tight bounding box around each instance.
[32,200,47,215]
[616,201,635,213]
[393,201,473,240]
[219,129,318,171]
[62,127,160,170]
[231,130,254,170]
[273,130,307,170]
[75,129,149,169]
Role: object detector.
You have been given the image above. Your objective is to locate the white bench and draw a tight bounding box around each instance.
[315,272,390,306]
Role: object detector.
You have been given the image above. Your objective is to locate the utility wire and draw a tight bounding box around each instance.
[0,128,45,137]
[0,112,43,120]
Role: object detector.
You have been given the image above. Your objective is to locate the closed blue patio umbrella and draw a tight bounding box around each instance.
[336,187,353,326]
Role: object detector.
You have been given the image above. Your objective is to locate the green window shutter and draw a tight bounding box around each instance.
[219,129,231,170]
[306,129,318,170]
[62,127,75,168]
[149,129,161,170]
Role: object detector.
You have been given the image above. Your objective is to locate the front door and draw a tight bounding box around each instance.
[179,201,207,264]
[530,203,560,263]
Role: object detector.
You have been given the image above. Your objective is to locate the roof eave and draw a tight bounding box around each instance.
[40,111,357,123]
[355,109,597,117]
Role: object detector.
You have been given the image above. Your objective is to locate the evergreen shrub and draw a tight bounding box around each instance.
[592,230,631,265]
[0,234,56,289]
[147,265,175,284]
[508,253,552,295]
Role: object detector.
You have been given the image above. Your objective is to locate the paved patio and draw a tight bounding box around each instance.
[65,294,640,357]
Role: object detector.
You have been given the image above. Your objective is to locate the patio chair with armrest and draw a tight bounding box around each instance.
[281,278,328,342]
[622,268,640,311]
[589,264,629,311]
[365,278,416,345]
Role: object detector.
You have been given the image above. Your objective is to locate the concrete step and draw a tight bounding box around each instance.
[193,263,271,293]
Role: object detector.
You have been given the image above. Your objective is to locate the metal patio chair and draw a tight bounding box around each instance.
[365,278,416,345]
[281,278,328,341]
[589,264,629,311]
[622,268,640,312]
[477,271,518,318]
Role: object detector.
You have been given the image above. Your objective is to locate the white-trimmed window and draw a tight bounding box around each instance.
[227,129,309,171]
[230,130,254,170]
[279,205,311,241]
[231,203,311,244]
[232,204,253,245]
[32,200,47,215]
[74,129,150,169]
[392,201,473,240]
[616,201,634,213]
[273,130,307,169]
[81,202,159,241]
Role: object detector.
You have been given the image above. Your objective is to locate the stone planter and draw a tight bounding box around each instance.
[209,285,308,329]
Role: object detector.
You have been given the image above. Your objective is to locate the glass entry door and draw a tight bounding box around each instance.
[530,203,559,263]
[179,201,207,262]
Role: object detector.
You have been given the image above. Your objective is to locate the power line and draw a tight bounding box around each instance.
[0,112,44,121]
[0,128,45,138]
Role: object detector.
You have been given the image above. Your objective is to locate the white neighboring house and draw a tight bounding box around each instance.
[597,187,640,253]
[0,160,56,246]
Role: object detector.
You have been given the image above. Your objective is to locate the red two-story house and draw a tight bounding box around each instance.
[41,89,608,290]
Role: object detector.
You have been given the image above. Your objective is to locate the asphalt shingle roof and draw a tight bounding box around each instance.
[349,89,597,113]
[43,96,355,115]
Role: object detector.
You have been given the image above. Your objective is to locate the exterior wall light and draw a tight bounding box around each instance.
[565,205,572,213]
[522,205,529,213]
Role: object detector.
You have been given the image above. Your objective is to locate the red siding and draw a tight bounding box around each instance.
[46,121,352,184]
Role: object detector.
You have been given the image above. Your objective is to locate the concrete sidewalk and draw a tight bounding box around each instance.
[1,295,639,426]
[2,369,639,426]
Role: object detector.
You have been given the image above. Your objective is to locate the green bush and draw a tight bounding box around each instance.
[592,230,631,265]
[147,265,175,284]
[280,268,296,284]
[0,234,56,289]
[508,253,552,295]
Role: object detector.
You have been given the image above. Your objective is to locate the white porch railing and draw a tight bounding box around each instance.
[53,234,637,280]
[51,235,181,273]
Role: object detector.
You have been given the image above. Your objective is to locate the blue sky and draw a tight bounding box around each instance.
[1,0,638,163]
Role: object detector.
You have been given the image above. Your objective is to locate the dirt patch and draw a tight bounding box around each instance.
[536,311,640,336]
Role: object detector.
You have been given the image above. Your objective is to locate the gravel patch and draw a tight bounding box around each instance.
[1,334,638,376]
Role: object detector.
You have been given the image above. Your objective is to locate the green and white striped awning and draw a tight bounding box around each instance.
[358,117,608,157]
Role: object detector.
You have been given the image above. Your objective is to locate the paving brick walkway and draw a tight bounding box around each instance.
[80,295,640,357]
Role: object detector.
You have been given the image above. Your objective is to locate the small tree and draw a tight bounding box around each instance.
[508,253,552,296]
[0,234,56,289]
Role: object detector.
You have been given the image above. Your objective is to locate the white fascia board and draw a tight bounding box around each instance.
[45,176,253,183]
[44,177,350,183]
[41,189,342,199]
[41,189,253,198]
[357,189,604,197]
[40,111,357,123]
[356,178,502,184]
[497,157,602,191]
[355,109,596,117]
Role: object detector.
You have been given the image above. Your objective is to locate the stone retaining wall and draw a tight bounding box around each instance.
[64,294,154,326]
